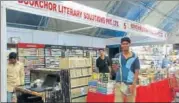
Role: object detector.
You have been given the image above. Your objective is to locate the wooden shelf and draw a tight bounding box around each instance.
[71,75,91,79]
[71,84,88,89]
[69,66,91,69]
[71,94,87,99]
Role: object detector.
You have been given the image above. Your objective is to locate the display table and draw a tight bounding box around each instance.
[15,86,43,97]
[86,79,173,102]
[15,86,45,101]
[86,92,114,102]
[136,78,172,102]
[15,86,45,103]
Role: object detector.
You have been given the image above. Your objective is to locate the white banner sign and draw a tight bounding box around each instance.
[4,0,167,40]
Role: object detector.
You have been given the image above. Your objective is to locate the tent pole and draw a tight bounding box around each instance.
[1,2,7,102]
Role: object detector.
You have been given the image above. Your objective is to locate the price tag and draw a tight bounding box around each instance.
[81,87,85,95]
[176,92,179,96]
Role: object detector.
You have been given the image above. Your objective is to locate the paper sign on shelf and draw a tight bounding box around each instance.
[4,0,167,40]
[80,87,85,95]
[17,43,45,48]
[177,92,179,96]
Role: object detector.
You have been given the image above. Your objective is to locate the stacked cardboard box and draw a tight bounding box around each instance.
[71,77,90,88]
[59,57,91,69]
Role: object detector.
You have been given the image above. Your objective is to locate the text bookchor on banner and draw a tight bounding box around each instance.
[18,0,120,27]
[5,0,167,40]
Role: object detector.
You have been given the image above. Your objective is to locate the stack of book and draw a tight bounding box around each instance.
[88,73,115,95]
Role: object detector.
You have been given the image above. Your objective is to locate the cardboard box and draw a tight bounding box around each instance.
[59,57,92,68]
[84,77,89,85]
[82,68,86,76]
[71,88,81,98]
[88,68,92,75]
[70,69,75,78]
[71,79,78,88]
[81,77,88,85]
[78,69,82,77]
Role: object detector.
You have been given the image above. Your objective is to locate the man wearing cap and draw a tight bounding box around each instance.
[7,52,24,102]
[113,37,140,102]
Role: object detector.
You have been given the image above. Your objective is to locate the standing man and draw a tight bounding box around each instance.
[162,55,172,68]
[7,52,24,102]
[113,37,140,102]
[96,49,111,73]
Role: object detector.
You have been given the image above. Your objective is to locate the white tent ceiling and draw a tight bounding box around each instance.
[139,1,179,44]
[75,1,112,11]
[44,18,89,32]
[140,1,179,27]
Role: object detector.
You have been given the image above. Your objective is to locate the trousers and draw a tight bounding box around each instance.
[115,83,136,102]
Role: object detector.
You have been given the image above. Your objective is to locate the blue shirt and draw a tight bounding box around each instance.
[162,58,171,68]
[115,52,140,84]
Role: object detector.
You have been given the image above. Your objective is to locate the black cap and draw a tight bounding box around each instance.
[9,52,17,59]
[121,37,131,43]
[99,48,104,51]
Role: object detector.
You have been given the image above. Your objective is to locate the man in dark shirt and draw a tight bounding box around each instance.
[96,49,111,73]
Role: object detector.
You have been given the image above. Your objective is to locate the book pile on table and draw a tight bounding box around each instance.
[88,73,115,95]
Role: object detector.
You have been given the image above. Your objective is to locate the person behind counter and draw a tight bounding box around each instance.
[113,37,140,102]
[7,52,25,102]
[162,55,172,68]
[96,49,111,73]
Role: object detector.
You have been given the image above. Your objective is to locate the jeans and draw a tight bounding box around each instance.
[7,92,13,102]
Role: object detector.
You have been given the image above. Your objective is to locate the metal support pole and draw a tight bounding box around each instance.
[62,26,95,33]
[91,0,123,37]
[37,16,44,29]
[1,1,7,102]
